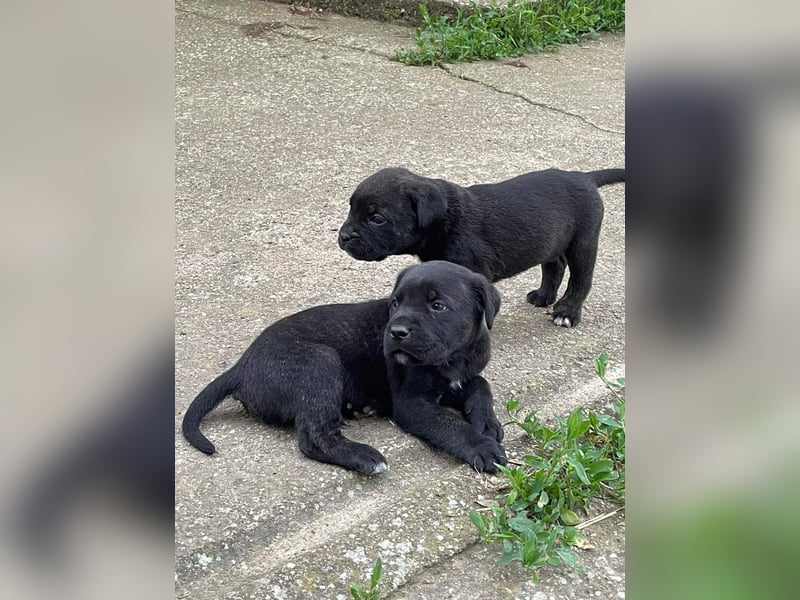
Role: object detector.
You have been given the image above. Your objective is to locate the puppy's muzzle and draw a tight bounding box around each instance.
[389,323,411,340]
[386,317,422,364]
[338,227,359,247]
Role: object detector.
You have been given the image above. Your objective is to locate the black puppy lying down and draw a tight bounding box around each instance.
[182,261,507,474]
[338,167,625,327]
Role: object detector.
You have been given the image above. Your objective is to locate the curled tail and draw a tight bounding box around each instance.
[182,369,237,455]
[588,168,625,187]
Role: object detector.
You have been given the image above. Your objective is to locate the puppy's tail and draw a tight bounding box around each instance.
[182,369,238,455]
[588,168,625,187]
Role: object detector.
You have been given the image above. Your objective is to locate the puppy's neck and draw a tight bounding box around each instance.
[434,328,491,387]
[415,183,468,260]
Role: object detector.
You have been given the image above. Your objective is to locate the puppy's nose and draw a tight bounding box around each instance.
[338,229,359,244]
[389,324,410,340]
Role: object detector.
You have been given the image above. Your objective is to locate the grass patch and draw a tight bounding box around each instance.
[470,352,625,579]
[350,557,383,600]
[396,0,625,65]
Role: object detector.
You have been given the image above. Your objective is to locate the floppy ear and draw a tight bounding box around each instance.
[474,279,502,329]
[407,181,448,229]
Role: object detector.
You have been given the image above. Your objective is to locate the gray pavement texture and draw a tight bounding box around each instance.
[175,1,625,598]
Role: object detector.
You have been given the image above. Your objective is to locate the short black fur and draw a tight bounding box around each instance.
[338,167,625,327]
[182,261,507,474]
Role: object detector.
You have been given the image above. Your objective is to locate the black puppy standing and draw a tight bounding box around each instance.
[338,167,625,327]
[182,261,506,474]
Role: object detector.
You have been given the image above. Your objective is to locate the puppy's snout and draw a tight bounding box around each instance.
[338,228,359,244]
[389,323,411,340]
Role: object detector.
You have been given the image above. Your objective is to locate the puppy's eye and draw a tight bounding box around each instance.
[431,301,447,312]
[390,297,399,308]
[369,214,386,225]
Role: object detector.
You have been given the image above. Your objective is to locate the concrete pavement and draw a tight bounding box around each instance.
[175,1,624,597]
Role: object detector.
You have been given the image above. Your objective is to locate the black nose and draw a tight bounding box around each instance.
[389,324,410,339]
[339,229,358,244]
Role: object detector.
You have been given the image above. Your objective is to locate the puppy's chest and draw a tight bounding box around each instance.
[438,364,469,392]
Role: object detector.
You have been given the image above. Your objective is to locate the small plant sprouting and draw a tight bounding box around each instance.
[470,352,625,580]
[350,557,383,600]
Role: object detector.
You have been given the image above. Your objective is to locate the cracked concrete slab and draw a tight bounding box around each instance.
[441,36,625,134]
[387,501,625,600]
[175,1,624,597]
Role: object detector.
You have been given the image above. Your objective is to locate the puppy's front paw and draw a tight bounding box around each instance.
[464,396,504,442]
[527,288,556,307]
[466,437,507,473]
[467,411,504,442]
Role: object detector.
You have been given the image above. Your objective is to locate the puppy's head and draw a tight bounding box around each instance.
[384,261,501,366]
[338,168,448,261]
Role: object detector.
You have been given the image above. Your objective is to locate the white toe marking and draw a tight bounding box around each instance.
[563,317,571,327]
[370,462,389,475]
[554,316,563,326]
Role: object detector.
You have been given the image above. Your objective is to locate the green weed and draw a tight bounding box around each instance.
[470,352,625,579]
[396,0,625,65]
[350,557,383,600]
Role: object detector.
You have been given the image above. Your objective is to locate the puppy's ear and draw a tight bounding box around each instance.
[474,279,502,329]
[407,181,447,229]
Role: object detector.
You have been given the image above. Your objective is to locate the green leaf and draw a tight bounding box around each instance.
[523,455,547,470]
[569,418,591,439]
[351,583,365,600]
[560,509,580,526]
[595,351,609,377]
[506,396,519,412]
[566,409,582,438]
[506,488,518,507]
[537,490,550,508]
[561,525,578,544]
[521,532,541,566]
[566,456,591,485]
[469,509,487,537]
[554,546,581,570]
[370,557,382,589]
[596,414,621,429]
[586,459,614,475]
[510,499,530,512]
[495,463,516,482]
[508,515,536,535]
[498,544,522,566]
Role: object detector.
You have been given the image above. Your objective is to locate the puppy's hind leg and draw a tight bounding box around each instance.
[553,235,599,328]
[294,361,387,474]
[297,408,388,475]
[526,256,567,307]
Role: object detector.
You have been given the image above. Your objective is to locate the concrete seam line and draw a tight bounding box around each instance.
[382,539,486,598]
[268,28,394,59]
[436,63,625,136]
